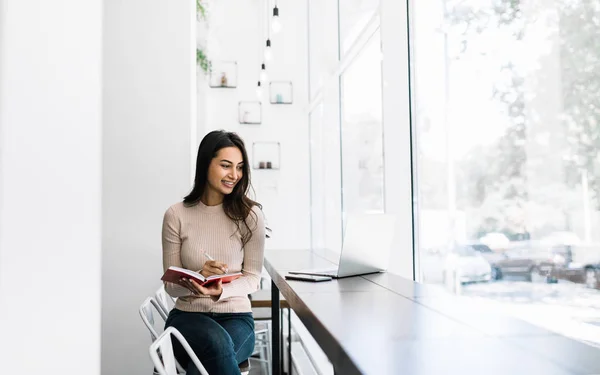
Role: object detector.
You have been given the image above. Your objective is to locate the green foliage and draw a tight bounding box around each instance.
[196,48,211,74]
[448,0,529,235]
[446,0,600,237]
[196,0,206,20]
[196,1,210,74]
[559,0,600,209]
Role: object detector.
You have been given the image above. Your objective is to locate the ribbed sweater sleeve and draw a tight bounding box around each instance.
[161,207,192,298]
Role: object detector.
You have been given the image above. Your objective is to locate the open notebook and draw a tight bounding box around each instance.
[161,266,242,286]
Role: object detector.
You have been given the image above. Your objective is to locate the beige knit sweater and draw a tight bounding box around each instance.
[161,201,265,313]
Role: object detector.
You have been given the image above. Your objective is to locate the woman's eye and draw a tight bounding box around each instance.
[237,166,243,171]
[221,164,230,169]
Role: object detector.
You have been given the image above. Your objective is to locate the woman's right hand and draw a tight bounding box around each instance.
[199,260,229,277]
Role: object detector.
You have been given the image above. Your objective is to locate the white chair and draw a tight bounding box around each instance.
[140,296,169,341]
[155,284,176,317]
[159,278,268,373]
[150,327,210,375]
[140,297,187,374]
[141,296,250,375]
[251,320,271,375]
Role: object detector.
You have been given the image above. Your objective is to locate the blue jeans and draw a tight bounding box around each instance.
[164,309,255,375]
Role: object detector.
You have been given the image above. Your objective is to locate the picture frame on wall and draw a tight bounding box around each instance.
[238,101,262,124]
[269,81,293,104]
[209,61,238,88]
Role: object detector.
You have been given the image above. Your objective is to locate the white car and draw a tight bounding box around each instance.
[443,245,492,291]
[479,232,510,250]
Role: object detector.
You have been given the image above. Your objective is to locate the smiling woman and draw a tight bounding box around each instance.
[184,130,261,248]
[206,147,245,199]
[161,130,266,375]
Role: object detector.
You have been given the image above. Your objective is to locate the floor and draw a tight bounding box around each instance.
[248,358,269,375]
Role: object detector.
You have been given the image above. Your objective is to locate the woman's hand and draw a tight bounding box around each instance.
[181,278,223,297]
[199,260,229,278]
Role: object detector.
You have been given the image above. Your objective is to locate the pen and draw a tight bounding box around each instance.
[204,252,228,273]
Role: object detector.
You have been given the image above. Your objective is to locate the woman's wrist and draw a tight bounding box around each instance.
[210,289,223,301]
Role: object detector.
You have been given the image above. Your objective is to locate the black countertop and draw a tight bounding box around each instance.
[264,249,600,375]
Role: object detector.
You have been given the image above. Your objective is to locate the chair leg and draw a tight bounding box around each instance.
[266,321,272,375]
[252,320,274,375]
[262,331,269,374]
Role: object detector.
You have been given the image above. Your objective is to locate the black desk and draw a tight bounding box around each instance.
[265,249,600,375]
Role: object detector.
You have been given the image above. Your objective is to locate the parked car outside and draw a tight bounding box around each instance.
[582,265,600,289]
[443,245,492,289]
[419,246,446,284]
[491,242,557,282]
[548,244,600,289]
[479,232,510,251]
[465,242,506,280]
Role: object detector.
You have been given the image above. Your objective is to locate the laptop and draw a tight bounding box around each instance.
[289,213,397,278]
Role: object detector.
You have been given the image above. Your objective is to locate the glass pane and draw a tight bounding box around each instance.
[310,102,343,255]
[412,0,600,346]
[338,0,380,56]
[310,104,326,250]
[309,0,339,98]
[340,31,384,222]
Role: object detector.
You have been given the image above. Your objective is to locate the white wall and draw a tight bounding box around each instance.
[102,1,195,374]
[200,0,311,250]
[0,1,102,374]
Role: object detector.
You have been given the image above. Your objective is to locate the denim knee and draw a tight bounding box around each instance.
[203,329,236,360]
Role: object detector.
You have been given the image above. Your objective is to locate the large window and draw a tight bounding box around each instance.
[413,0,600,344]
[340,31,384,218]
[309,105,326,250]
[308,0,339,98]
[310,103,343,254]
[309,26,384,260]
[338,0,379,55]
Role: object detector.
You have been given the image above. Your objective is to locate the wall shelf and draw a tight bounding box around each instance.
[269,81,293,104]
[238,101,262,124]
[208,61,238,88]
[252,142,280,170]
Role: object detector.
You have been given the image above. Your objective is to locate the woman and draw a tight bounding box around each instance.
[162,130,265,375]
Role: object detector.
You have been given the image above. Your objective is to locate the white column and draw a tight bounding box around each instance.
[102,0,196,374]
[380,0,415,279]
[0,1,102,373]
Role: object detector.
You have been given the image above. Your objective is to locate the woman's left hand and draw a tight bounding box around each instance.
[183,278,223,297]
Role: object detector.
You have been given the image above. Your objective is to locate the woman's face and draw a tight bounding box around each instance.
[206,146,244,197]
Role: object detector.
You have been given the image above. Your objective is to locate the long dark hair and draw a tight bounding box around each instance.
[183,130,261,248]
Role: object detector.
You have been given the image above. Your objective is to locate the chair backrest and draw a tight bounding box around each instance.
[155,284,176,317]
[140,296,187,374]
[139,296,168,342]
[150,327,209,375]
